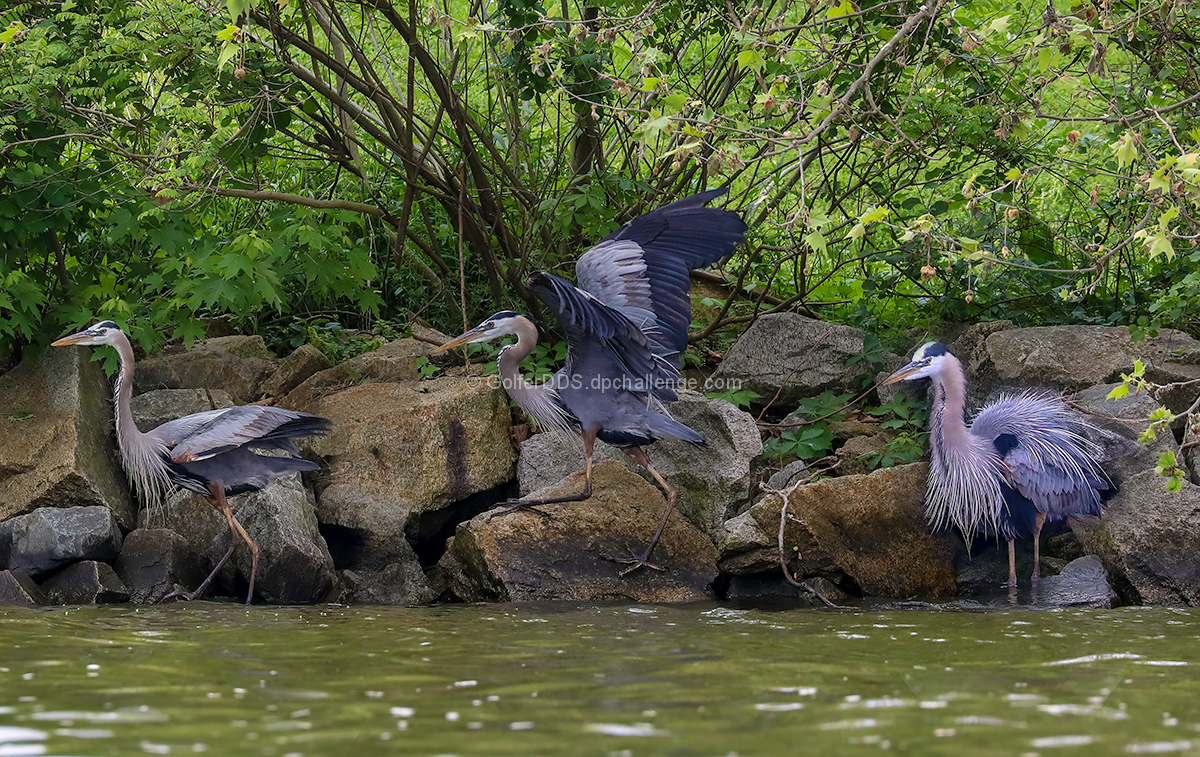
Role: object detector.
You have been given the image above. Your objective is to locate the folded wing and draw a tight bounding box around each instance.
[157,406,330,463]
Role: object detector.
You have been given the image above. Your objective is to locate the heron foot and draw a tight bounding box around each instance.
[158,585,204,603]
[603,551,666,577]
[487,500,553,520]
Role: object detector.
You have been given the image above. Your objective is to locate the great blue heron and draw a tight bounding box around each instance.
[53,321,329,604]
[883,341,1109,594]
[435,188,747,574]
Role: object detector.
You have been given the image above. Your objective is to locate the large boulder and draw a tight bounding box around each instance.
[1037,555,1117,609]
[0,506,122,577]
[113,528,209,604]
[970,326,1200,403]
[281,338,434,408]
[1073,470,1200,606]
[144,475,337,604]
[1073,382,1187,484]
[705,313,896,409]
[748,463,958,598]
[0,346,134,527]
[716,510,784,575]
[130,388,234,432]
[40,560,130,605]
[259,345,332,399]
[516,391,762,536]
[229,475,338,603]
[133,335,279,403]
[438,461,718,602]
[284,375,516,567]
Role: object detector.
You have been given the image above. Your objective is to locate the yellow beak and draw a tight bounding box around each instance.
[432,327,485,354]
[881,362,922,386]
[51,331,92,347]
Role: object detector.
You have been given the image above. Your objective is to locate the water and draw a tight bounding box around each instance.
[1,603,1198,756]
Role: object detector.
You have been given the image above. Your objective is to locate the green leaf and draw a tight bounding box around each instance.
[826,0,855,20]
[1112,130,1139,170]
[217,39,241,72]
[227,0,250,22]
[1106,384,1130,400]
[736,49,765,74]
[804,230,827,256]
[1037,47,1054,71]
[659,93,688,113]
[0,21,27,44]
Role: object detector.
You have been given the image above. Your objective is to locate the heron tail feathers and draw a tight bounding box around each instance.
[645,412,706,445]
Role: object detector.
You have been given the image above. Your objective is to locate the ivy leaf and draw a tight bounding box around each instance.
[1106,384,1130,400]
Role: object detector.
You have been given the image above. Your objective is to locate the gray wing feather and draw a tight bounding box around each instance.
[573,189,746,364]
[1004,445,1105,519]
[972,393,1108,520]
[163,406,321,463]
[147,409,233,448]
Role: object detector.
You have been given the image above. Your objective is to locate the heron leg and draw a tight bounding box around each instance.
[1031,512,1047,590]
[605,448,672,576]
[489,430,596,519]
[160,542,235,603]
[1007,538,1017,605]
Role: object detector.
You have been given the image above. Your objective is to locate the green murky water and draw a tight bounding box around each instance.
[1,603,1198,756]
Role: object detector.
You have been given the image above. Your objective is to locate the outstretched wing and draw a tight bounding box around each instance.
[972,393,1108,520]
[157,406,329,463]
[575,188,747,363]
[529,271,674,399]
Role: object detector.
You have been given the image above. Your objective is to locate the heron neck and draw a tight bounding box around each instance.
[932,354,970,446]
[112,331,144,454]
[498,316,539,407]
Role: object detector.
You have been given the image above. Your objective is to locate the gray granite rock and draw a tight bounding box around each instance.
[439,462,718,602]
[1036,555,1117,609]
[705,313,899,410]
[40,560,130,604]
[113,528,209,604]
[0,506,122,577]
[260,345,332,399]
[0,570,45,605]
[134,335,279,403]
[130,388,234,433]
[0,346,134,527]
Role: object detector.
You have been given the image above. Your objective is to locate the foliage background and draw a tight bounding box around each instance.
[2,0,1198,368]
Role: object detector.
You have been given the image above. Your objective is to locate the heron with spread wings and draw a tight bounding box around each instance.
[53,321,329,604]
[883,341,1110,595]
[435,188,747,574]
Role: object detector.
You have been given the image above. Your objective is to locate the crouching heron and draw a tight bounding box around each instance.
[436,188,747,574]
[53,321,329,604]
[883,341,1109,595]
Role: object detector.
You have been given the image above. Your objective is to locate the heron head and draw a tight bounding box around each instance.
[51,320,124,348]
[882,341,952,385]
[433,311,529,353]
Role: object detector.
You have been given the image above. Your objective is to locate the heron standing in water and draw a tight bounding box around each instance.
[435,188,746,574]
[53,321,329,604]
[883,341,1110,595]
